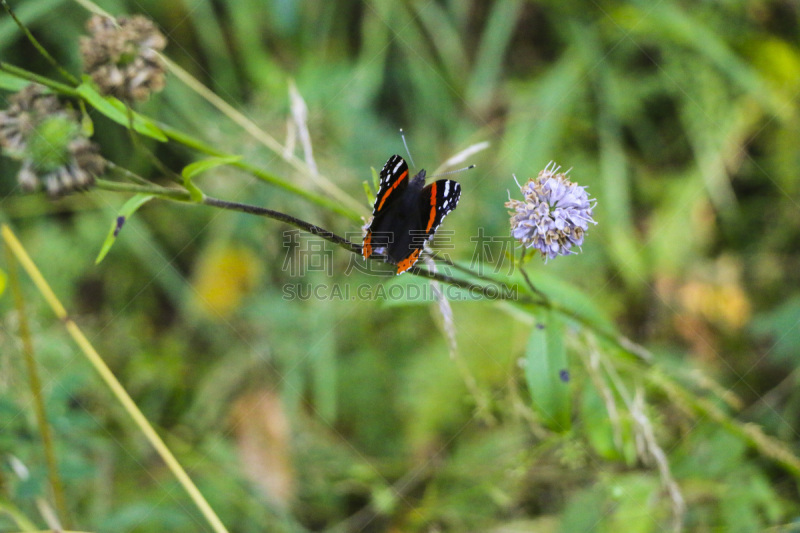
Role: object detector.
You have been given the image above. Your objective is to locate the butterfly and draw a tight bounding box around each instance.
[362,155,462,274]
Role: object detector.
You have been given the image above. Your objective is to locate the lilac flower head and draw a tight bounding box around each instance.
[505,162,596,261]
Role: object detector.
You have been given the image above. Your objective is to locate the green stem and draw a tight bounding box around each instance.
[96,178,189,200]
[0,1,79,86]
[107,160,157,186]
[160,54,366,215]
[4,239,71,528]
[0,62,79,96]
[156,122,363,221]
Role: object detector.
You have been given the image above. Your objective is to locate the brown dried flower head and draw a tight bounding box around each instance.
[0,84,105,196]
[80,14,167,102]
[0,84,62,154]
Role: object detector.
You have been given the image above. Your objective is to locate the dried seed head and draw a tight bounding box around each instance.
[0,84,63,154]
[30,136,105,197]
[80,14,167,102]
[0,84,105,196]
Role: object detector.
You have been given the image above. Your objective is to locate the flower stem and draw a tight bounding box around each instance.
[1,224,231,533]
[0,62,79,97]
[96,178,189,200]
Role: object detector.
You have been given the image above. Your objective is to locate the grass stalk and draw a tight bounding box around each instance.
[4,239,70,529]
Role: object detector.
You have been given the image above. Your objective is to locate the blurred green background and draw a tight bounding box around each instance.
[2,0,800,531]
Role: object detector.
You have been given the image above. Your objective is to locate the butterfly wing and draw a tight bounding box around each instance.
[393,178,461,274]
[419,178,461,238]
[363,155,410,259]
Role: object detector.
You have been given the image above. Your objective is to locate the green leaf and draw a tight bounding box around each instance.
[78,100,94,137]
[362,180,375,207]
[95,194,155,264]
[371,165,380,191]
[525,310,571,431]
[181,155,242,181]
[0,267,6,298]
[76,80,168,142]
[181,156,241,202]
[0,70,31,91]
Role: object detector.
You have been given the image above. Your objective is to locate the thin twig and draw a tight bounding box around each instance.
[516,246,550,305]
[93,178,525,302]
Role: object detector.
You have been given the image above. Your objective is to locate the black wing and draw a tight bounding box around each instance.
[418,179,461,239]
[371,155,410,215]
[363,155,410,259]
[392,178,461,275]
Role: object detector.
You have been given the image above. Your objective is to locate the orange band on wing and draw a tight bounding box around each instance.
[396,248,421,274]
[362,231,373,259]
[376,170,409,211]
[425,181,438,232]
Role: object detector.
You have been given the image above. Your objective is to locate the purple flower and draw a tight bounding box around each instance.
[505,162,596,261]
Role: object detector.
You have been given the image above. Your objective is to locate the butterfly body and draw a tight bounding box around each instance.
[362,155,461,274]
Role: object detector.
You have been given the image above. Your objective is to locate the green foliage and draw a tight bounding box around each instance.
[1,0,800,532]
[95,193,154,263]
[76,80,168,141]
[525,311,570,431]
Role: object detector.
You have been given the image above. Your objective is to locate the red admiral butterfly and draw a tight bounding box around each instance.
[362,155,462,274]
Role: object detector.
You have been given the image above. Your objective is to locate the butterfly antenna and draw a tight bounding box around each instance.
[399,128,416,168]
[429,164,476,178]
